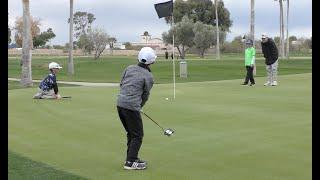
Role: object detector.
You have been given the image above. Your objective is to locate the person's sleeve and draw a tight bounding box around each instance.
[272,41,279,59]
[53,83,58,94]
[141,77,154,107]
[51,75,58,94]
[119,68,127,87]
[261,43,267,58]
[251,48,256,65]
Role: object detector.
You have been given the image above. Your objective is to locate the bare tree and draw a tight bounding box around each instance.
[68,0,74,75]
[87,28,110,60]
[20,0,33,87]
[214,0,220,60]
[14,16,41,48]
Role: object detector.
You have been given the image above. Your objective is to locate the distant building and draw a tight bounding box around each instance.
[291,40,302,45]
[106,42,126,50]
[131,31,170,50]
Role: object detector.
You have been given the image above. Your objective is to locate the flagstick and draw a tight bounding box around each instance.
[171,15,176,99]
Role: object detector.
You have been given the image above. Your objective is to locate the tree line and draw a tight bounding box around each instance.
[162,0,231,59]
[221,35,311,54]
[8,11,116,60]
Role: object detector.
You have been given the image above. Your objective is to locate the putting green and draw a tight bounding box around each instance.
[9,73,311,180]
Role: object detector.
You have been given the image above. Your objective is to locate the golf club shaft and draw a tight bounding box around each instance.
[140,111,164,131]
[62,96,72,98]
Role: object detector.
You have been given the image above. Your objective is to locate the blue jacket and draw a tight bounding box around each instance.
[39,72,58,94]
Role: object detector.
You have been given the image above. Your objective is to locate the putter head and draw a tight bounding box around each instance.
[164,128,174,136]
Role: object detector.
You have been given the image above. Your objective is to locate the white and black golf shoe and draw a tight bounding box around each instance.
[123,159,147,170]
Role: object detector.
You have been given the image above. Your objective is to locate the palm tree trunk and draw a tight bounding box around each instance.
[286,0,290,58]
[21,0,33,87]
[278,0,282,57]
[279,0,285,58]
[250,0,256,75]
[281,2,285,58]
[250,0,255,47]
[68,0,74,75]
[215,0,220,60]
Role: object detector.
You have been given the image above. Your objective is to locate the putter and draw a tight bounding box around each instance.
[37,96,72,99]
[140,111,174,137]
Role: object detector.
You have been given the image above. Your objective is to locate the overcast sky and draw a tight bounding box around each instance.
[8,0,312,45]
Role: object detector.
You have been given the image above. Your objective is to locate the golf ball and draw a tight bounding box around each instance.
[165,98,169,100]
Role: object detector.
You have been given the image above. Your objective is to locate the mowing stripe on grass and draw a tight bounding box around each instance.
[9,150,88,180]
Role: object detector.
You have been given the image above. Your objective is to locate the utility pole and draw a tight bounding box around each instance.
[214,0,220,60]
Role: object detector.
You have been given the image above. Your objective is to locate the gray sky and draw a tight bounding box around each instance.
[8,0,312,45]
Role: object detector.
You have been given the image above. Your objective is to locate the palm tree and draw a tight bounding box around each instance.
[21,0,33,87]
[142,31,150,44]
[68,0,74,75]
[108,37,117,56]
[214,0,220,60]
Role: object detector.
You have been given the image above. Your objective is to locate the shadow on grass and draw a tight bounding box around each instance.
[8,150,88,180]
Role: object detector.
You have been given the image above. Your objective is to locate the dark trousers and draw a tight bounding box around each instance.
[117,106,144,162]
[244,66,255,84]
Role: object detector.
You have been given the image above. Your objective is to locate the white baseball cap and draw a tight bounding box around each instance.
[261,33,268,39]
[48,62,62,69]
[138,47,157,65]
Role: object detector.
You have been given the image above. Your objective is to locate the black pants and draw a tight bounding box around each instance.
[244,66,255,84]
[117,106,144,162]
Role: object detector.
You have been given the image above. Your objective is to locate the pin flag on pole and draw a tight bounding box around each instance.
[154,0,176,99]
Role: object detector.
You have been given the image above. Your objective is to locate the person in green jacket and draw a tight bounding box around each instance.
[241,39,256,86]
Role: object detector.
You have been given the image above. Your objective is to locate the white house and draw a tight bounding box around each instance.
[105,42,126,49]
[131,31,170,50]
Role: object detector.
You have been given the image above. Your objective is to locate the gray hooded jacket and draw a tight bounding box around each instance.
[117,64,154,111]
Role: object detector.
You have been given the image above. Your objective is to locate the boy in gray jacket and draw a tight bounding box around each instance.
[117,47,157,170]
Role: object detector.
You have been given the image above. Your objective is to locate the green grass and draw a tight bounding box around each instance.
[8,56,311,84]
[8,73,311,180]
[9,150,87,180]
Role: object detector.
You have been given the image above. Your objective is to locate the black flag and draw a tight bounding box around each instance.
[154,0,173,18]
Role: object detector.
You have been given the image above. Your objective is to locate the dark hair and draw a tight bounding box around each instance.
[138,62,151,72]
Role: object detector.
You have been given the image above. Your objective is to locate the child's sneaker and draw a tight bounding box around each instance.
[249,83,255,86]
[271,81,278,86]
[264,81,271,86]
[123,160,147,170]
[241,82,248,86]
